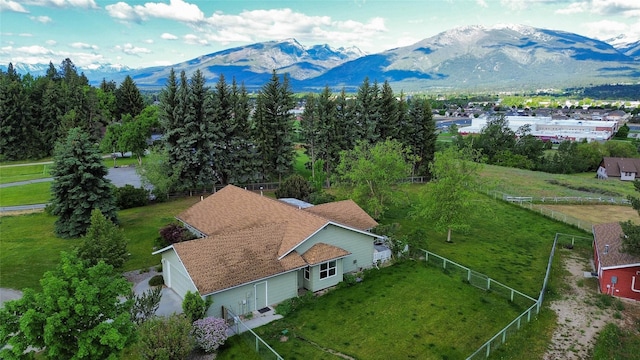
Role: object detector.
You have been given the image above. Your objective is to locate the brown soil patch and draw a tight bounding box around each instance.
[544,253,640,360]
[539,205,640,225]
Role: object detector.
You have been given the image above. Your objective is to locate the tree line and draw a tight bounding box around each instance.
[0,59,148,161]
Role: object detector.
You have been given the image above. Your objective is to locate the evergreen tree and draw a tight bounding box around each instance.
[50,127,118,238]
[159,68,180,188]
[79,209,128,268]
[210,74,233,184]
[253,70,295,181]
[405,98,437,177]
[115,75,144,120]
[301,93,321,177]
[353,77,380,143]
[377,80,399,141]
[0,64,31,160]
[227,79,261,183]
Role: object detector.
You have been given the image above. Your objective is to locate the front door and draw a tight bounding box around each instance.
[254,281,267,311]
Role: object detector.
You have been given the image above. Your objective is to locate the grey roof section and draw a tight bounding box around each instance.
[278,198,314,209]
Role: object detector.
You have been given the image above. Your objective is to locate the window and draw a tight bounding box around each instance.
[304,267,309,280]
[320,260,337,279]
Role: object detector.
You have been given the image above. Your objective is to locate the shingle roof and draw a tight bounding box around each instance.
[301,243,350,265]
[593,222,640,269]
[172,185,378,294]
[303,200,378,230]
[601,157,640,177]
[174,223,307,295]
[177,185,330,258]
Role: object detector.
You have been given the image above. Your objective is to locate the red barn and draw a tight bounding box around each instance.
[592,223,640,301]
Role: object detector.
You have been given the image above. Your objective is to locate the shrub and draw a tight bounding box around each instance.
[275,174,312,201]
[136,314,194,360]
[192,317,228,353]
[115,184,149,210]
[159,223,196,246]
[148,275,165,287]
[182,291,213,323]
[308,191,336,205]
[128,286,162,325]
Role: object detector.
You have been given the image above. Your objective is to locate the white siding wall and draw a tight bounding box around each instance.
[162,250,197,298]
[296,225,376,273]
[205,271,299,318]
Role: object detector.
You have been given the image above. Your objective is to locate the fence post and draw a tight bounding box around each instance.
[487,277,491,291]
[443,259,447,270]
[468,269,471,282]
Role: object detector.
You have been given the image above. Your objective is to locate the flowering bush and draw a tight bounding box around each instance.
[192,317,228,353]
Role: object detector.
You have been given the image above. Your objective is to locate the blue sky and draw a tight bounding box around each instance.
[2,0,640,69]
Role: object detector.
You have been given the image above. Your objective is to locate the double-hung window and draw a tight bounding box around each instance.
[319,260,336,279]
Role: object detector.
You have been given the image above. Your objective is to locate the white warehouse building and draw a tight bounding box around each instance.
[459,115,619,143]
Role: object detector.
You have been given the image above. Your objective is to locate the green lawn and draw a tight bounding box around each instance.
[0,196,200,290]
[252,261,527,360]
[0,182,52,206]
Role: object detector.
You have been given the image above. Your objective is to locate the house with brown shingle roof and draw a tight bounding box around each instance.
[597,157,640,181]
[153,185,383,317]
[592,222,640,301]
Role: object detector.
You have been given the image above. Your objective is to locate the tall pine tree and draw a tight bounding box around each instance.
[252,70,295,182]
[405,98,437,177]
[50,127,117,238]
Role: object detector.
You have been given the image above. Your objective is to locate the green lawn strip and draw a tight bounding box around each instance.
[0,157,138,184]
[592,323,640,360]
[0,164,53,184]
[254,261,526,360]
[0,182,52,206]
[0,196,200,290]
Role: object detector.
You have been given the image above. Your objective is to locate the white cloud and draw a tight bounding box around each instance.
[105,2,142,22]
[19,33,33,37]
[22,0,98,9]
[184,34,208,45]
[555,2,588,14]
[590,0,640,17]
[202,8,386,49]
[476,0,488,8]
[70,42,98,50]
[161,32,178,40]
[0,0,29,13]
[144,39,154,44]
[106,0,204,23]
[29,15,53,23]
[115,43,151,55]
[584,19,640,42]
[46,39,57,45]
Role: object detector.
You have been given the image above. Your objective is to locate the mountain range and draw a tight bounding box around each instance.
[4,24,640,92]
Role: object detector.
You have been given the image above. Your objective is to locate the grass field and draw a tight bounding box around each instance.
[251,261,527,360]
[0,196,200,290]
[480,164,638,199]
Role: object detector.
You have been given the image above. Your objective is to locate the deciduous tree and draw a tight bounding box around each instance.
[0,251,135,359]
[334,139,412,219]
[412,146,485,243]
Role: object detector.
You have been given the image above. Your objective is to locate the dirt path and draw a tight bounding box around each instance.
[543,254,622,360]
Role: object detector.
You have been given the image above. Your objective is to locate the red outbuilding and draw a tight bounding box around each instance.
[592,222,640,301]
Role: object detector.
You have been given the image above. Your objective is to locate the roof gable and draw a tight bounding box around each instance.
[173,223,307,295]
[593,222,640,269]
[303,199,378,230]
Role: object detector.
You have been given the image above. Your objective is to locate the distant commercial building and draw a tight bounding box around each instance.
[458,115,618,143]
